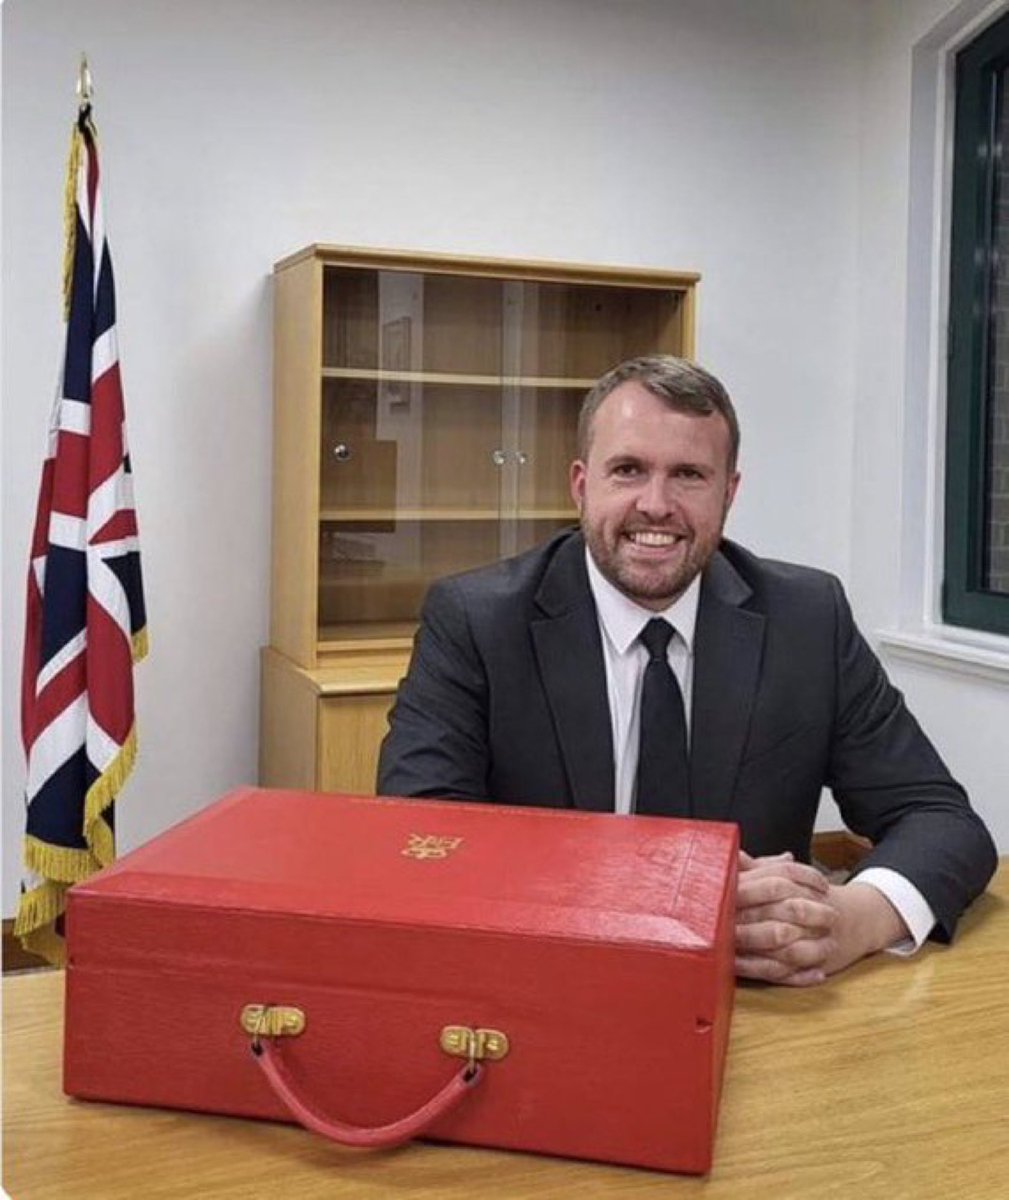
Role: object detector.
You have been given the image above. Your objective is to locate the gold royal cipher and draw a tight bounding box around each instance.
[402,834,464,861]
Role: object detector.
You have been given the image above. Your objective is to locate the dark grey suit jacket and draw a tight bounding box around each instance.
[378,529,996,940]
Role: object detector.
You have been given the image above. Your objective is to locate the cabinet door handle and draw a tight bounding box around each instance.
[332,444,352,462]
[490,449,507,467]
[516,452,529,466]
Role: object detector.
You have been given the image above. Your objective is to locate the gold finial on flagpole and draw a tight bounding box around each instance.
[77,54,93,110]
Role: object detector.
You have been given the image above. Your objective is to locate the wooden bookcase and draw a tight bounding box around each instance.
[260,245,699,794]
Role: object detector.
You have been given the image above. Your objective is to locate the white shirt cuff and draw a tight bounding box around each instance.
[849,867,936,956]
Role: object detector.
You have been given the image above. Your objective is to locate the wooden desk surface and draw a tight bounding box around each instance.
[4,867,1008,1200]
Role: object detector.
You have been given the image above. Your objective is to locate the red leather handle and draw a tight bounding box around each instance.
[251,1040,483,1149]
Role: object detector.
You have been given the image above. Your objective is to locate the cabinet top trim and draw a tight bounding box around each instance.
[274,243,701,289]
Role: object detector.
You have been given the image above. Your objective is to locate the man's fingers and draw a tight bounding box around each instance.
[736,896,838,931]
[737,869,829,912]
[735,919,803,952]
[739,858,827,889]
[735,915,837,958]
[734,857,841,988]
[735,954,827,987]
[738,850,792,871]
[736,930,836,971]
[778,967,828,987]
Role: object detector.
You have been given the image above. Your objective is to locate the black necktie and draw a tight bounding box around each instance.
[635,618,691,817]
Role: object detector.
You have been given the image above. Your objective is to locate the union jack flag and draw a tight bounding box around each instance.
[14,104,147,966]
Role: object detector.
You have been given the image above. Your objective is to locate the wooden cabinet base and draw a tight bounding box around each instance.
[259,646,407,795]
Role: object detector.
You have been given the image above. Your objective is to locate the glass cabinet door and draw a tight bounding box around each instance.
[319,268,508,635]
[316,265,686,639]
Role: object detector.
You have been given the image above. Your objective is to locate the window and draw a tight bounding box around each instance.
[946,10,1009,635]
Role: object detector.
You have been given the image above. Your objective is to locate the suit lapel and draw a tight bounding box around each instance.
[531,534,615,812]
[689,551,765,822]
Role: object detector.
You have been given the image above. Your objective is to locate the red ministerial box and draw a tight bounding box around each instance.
[64,788,738,1174]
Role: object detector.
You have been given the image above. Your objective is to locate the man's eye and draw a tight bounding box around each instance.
[611,463,641,478]
[676,467,705,481]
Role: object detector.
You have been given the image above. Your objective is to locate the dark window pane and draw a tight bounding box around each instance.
[986,68,1009,594]
[945,10,1009,632]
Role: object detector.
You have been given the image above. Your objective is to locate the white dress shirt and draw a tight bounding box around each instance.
[583,549,934,953]
[584,549,699,816]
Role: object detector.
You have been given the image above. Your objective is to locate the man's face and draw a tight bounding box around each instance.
[570,381,740,610]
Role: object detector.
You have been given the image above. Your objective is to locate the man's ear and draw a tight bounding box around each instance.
[569,459,587,512]
[725,469,741,514]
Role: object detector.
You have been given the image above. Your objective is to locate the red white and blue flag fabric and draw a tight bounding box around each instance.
[15,105,147,966]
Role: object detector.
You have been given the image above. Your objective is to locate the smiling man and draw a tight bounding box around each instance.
[570,372,739,609]
[378,356,996,985]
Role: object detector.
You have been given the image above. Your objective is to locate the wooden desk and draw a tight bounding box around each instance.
[4,867,1008,1200]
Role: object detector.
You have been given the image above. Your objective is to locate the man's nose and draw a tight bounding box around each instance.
[635,474,675,519]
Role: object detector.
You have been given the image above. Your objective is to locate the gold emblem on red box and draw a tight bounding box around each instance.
[402,834,464,860]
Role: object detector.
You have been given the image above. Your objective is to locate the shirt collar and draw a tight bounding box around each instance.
[584,547,701,656]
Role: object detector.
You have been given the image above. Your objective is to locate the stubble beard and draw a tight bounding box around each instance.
[581,512,727,609]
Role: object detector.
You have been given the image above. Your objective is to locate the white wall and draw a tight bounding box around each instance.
[4,0,933,916]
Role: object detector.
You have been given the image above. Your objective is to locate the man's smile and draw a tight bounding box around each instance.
[624,529,688,548]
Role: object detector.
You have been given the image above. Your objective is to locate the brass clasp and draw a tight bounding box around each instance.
[241,1004,306,1048]
[439,1025,510,1064]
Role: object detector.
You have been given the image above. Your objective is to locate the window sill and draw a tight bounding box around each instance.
[876,627,1009,685]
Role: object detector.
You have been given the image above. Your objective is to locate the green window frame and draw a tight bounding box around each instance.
[946,9,1009,635]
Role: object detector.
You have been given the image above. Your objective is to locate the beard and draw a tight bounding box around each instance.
[580,508,728,610]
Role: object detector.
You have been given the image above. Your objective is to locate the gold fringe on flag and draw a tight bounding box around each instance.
[22,835,102,884]
[83,724,138,867]
[15,724,138,967]
[61,109,99,321]
[133,626,150,662]
[14,880,71,933]
[62,125,82,321]
[15,893,70,968]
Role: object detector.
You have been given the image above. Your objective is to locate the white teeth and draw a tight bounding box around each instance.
[629,531,681,546]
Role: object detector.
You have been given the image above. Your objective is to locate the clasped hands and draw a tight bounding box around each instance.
[735,850,908,986]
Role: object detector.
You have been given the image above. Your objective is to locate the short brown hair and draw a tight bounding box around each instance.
[576,355,740,467]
